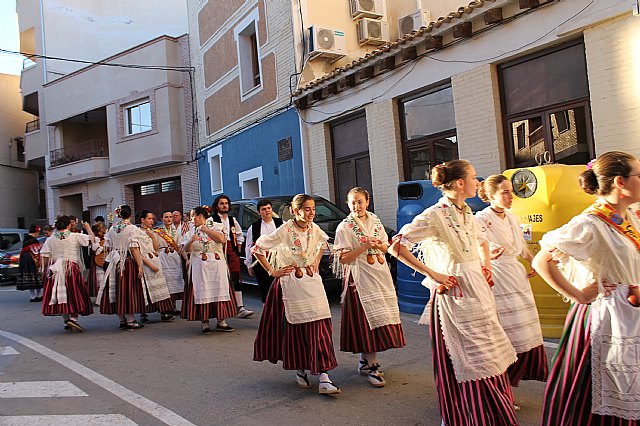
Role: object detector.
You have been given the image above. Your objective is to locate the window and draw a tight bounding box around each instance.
[207,145,223,195]
[234,9,262,98]
[500,40,593,168]
[399,85,458,181]
[125,100,152,135]
[238,166,263,199]
[16,138,25,162]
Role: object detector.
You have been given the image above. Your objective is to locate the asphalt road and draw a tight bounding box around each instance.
[0,283,551,425]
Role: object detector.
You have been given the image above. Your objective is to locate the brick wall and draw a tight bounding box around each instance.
[365,99,403,228]
[584,13,640,158]
[450,64,506,178]
[188,0,298,148]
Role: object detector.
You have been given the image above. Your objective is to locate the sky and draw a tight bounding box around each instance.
[0,0,26,75]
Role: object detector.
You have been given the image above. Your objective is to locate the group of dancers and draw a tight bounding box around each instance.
[14,149,640,424]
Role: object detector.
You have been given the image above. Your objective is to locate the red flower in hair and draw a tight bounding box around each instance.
[202,205,212,215]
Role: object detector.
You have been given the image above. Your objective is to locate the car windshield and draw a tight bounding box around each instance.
[267,198,346,222]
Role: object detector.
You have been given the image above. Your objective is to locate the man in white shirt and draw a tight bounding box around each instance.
[245,199,283,303]
[211,194,254,318]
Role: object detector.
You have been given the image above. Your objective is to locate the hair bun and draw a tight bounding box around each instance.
[578,169,599,195]
[431,164,447,187]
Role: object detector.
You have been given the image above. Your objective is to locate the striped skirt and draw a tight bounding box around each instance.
[507,344,548,387]
[144,297,174,314]
[180,275,237,321]
[431,294,517,426]
[99,258,145,315]
[86,258,99,297]
[42,261,93,316]
[254,278,338,375]
[340,282,406,354]
[16,253,42,291]
[541,303,639,426]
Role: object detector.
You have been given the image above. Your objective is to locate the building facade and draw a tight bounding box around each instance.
[16,0,197,222]
[188,0,306,206]
[0,73,43,228]
[292,0,639,229]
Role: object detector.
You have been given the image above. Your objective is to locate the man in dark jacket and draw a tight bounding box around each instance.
[244,199,283,303]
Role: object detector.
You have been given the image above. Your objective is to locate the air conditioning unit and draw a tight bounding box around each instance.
[350,0,384,20]
[308,26,346,61]
[398,9,431,36]
[357,18,390,46]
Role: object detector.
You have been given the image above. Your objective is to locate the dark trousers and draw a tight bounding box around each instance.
[253,263,274,303]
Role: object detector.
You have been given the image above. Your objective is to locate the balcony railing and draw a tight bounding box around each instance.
[25,118,40,133]
[50,139,108,167]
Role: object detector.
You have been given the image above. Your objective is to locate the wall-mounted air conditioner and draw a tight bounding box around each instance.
[308,26,346,61]
[398,9,431,36]
[357,18,390,46]
[350,0,384,20]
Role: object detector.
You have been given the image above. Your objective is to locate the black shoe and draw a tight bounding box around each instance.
[216,323,234,332]
[119,322,128,329]
[65,320,84,333]
[161,313,176,322]
[201,322,213,335]
[37,296,44,302]
[139,314,150,324]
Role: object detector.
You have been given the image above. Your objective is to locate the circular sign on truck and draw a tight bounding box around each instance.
[511,169,537,198]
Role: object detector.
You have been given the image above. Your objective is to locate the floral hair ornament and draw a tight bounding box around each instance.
[202,205,212,215]
[586,159,597,170]
[114,205,123,218]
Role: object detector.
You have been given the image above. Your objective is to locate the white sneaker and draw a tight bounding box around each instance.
[237,307,254,318]
[319,380,341,395]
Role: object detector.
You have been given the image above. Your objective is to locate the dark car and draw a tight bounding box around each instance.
[230,195,395,290]
[0,236,47,285]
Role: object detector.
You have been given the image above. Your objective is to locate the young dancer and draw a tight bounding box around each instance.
[253,194,340,395]
[389,160,517,425]
[334,187,405,387]
[476,175,548,392]
[534,151,640,425]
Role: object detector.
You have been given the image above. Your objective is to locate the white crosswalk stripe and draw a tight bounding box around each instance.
[0,381,88,398]
[0,414,137,425]
[1,346,19,355]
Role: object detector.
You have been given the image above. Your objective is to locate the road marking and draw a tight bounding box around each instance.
[0,414,137,425]
[1,347,19,355]
[0,381,88,398]
[0,330,195,426]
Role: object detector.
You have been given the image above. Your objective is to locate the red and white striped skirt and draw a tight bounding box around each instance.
[99,257,145,315]
[340,282,405,354]
[180,274,237,321]
[507,344,548,387]
[431,294,517,426]
[42,261,93,316]
[254,278,337,375]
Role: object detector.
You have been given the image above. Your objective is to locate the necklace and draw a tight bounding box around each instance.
[447,198,465,211]
[490,207,505,216]
[294,219,309,230]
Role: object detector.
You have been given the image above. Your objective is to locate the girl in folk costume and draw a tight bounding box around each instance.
[99,205,147,331]
[155,210,185,314]
[16,224,44,302]
[138,210,174,322]
[476,175,548,390]
[181,206,237,334]
[86,222,106,298]
[253,194,340,395]
[389,160,518,426]
[40,216,96,332]
[533,151,640,425]
[333,187,405,387]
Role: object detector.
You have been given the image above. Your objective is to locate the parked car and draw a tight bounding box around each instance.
[0,228,30,251]
[229,195,396,290]
[0,236,47,284]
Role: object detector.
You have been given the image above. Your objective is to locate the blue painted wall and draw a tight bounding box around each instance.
[198,108,305,206]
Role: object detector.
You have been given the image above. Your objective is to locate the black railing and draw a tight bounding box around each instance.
[25,118,40,133]
[50,139,108,167]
